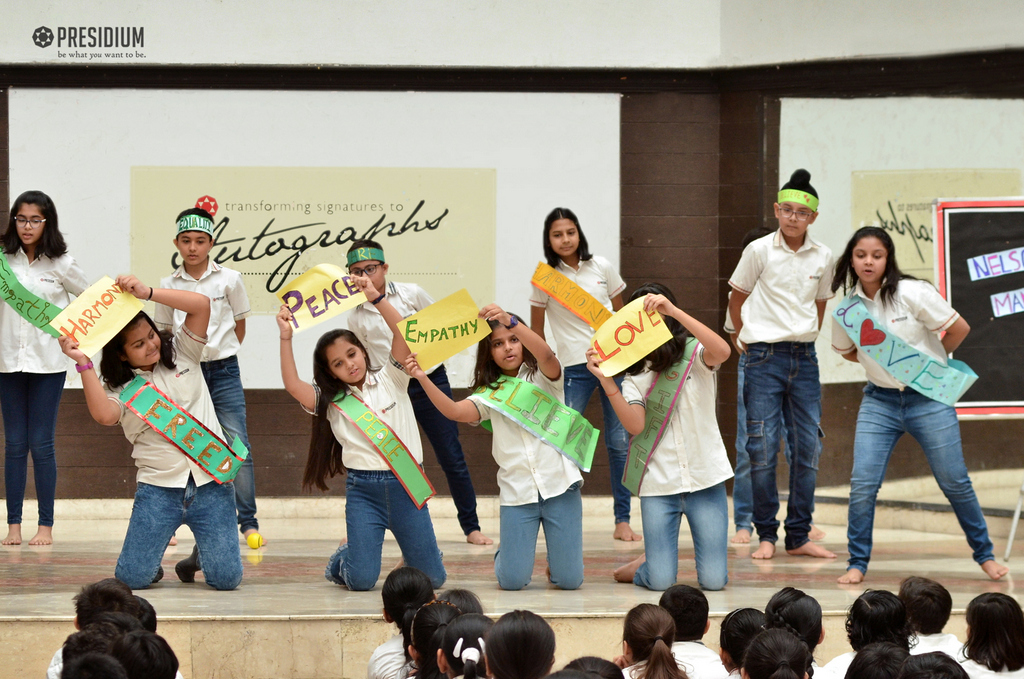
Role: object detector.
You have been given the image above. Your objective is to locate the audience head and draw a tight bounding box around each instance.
[61,652,130,679]
[89,612,145,634]
[410,600,462,679]
[963,592,1024,673]
[381,566,436,661]
[898,577,951,636]
[73,579,140,628]
[845,590,911,652]
[134,596,157,633]
[439,613,493,679]
[108,630,179,679]
[62,624,123,667]
[764,587,823,654]
[622,603,682,679]
[741,628,812,679]
[564,656,624,679]
[896,652,969,679]
[720,608,767,672]
[438,588,484,615]
[547,672,592,679]
[843,641,909,679]
[487,610,556,679]
[659,584,709,642]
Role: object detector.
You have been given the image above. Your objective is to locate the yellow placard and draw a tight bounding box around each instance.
[398,289,492,372]
[277,264,368,333]
[49,277,145,358]
[590,297,672,377]
[530,261,613,330]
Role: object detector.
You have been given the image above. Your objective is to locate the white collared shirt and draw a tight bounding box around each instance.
[529,255,625,367]
[830,279,958,390]
[468,363,583,506]
[910,632,962,658]
[671,641,730,679]
[0,250,89,373]
[367,634,406,679]
[106,325,221,488]
[729,230,834,344]
[349,281,436,372]
[816,651,854,679]
[154,261,250,362]
[621,345,733,497]
[960,659,1024,678]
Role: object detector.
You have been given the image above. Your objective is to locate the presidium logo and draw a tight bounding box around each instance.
[30,24,144,57]
[33,27,54,48]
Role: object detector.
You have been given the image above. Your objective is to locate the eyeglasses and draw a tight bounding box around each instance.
[348,263,380,277]
[779,206,814,222]
[14,216,46,229]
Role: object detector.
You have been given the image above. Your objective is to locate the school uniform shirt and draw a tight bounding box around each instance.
[728,230,834,345]
[468,363,583,506]
[304,357,424,471]
[960,660,1024,679]
[529,255,625,366]
[671,641,730,679]
[0,250,89,373]
[350,281,438,373]
[815,651,854,679]
[621,344,733,497]
[154,261,251,361]
[366,634,407,679]
[106,324,223,488]
[910,632,963,658]
[830,279,959,390]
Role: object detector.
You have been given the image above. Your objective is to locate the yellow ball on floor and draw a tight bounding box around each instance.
[246,532,264,549]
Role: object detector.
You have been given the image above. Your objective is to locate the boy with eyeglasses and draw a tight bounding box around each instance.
[346,239,492,545]
[727,169,835,561]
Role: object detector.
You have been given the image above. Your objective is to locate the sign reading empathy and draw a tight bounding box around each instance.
[49,277,144,357]
[0,251,63,337]
[531,262,612,330]
[398,289,491,371]
[590,297,672,376]
[277,264,367,332]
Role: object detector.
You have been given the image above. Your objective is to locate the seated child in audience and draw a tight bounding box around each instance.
[408,600,463,679]
[899,652,970,679]
[368,567,436,679]
[763,588,824,670]
[843,642,909,679]
[898,577,962,658]
[620,604,685,679]
[438,613,494,679]
[659,585,729,679]
[818,590,911,679]
[48,578,143,679]
[437,588,484,615]
[960,593,1024,679]
[109,630,180,679]
[62,653,130,679]
[719,608,767,678]
[135,595,157,633]
[565,657,626,679]
[487,610,557,679]
[740,628,813,679]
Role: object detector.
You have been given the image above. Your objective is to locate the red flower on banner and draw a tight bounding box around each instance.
[195,195,218,216]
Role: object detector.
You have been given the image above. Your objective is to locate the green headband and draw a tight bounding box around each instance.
[176,214,214,237]
[347,247,386,267]
[778,189,819,212]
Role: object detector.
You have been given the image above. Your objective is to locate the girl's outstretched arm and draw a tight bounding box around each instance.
[352,275,412,364]
[480,303,561,381]
[277,306,316,411]
[59,336,120,426]
[585,347,645,435]
[117,274,211,339]
[530,306,546,340]
[644,293,732,368]
[402,354,480,423]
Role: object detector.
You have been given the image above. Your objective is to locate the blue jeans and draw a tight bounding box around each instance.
[116,476,242,590]
[325,469,445,591]
[495,482,583,590]
[408,366,480,535]
[635,483,729,591]
[846,384,994,574]
[564,363,631,524]
[0,371,65,527]
[743,342,823,551]
[201,356,258,534]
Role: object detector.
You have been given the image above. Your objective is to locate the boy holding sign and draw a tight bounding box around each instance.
[347,240,491,545]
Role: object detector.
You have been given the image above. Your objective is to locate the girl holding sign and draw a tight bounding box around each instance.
[1,191,89,546]
[277,275,446,591]
[830,226,1007,584]
[585,284,732,591]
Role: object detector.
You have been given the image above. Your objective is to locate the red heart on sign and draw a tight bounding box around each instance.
[860,319,886,346]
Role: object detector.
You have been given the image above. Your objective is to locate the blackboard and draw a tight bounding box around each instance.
[936,200,1024,414]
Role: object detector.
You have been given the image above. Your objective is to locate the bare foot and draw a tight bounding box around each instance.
[2,525,22,546]
[809,525,826,541]
[168,534,178,546]
[28,526,53,545]
[751,541,776,559]
[613,554,646,583]
[466,530,494,545]
[731,529,752,545]
[786,541,836,559]
[243,528,268,547]
[614,522,643,542]
[981,560,1009,580]
[837,567,865,584]
[338,538,348,547]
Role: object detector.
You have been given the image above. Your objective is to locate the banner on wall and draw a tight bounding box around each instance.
[130,167,497,314]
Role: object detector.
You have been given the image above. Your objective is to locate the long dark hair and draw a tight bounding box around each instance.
[303,329,371,491]
[622,604,685,679]
[4,190,68,259]
[963,592,1024,672]
[543,207,593,267]
[846,590,911,652]
[470,314,536,391]
[741,629,812,679]
[764,587,823,655]
[486,610,556,679]
[624,283,690,376]
[99,313,176,390]
[832,227,916,309]
[440,613,493,679]
[381,566,435,661]
[719,608,766,672]
[410,600,462,679]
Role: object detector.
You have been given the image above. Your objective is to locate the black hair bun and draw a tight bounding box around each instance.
[781,168,818,198]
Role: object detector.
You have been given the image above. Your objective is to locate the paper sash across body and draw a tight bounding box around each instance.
[530,261,613,330]
[331,392,435,509]
[119,375,249,484]
[0,251,63,337]
[622,338,698,496]
[833,295,978,406]
[473,375,599,472]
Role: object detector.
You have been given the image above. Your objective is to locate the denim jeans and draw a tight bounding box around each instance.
[0,371,65,527]
[325,469,446,591]
[201,356,258,534]
[635,482,729,591]
[408,365,480,535]
[495,482,583,590]
[846,384,995,574]
[743,342,823,551]
[563,363,631,524]
[116,476,242,590]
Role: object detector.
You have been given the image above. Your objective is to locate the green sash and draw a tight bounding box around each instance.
[622,338,698,496]
[119,375,249,484]
[332,392,435,509]
[473,375,598,472]
[833,295,978,406]
[0,251,63,337]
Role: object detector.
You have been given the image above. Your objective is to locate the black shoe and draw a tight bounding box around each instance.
[175,545,200,583]
[152,566,164,584]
